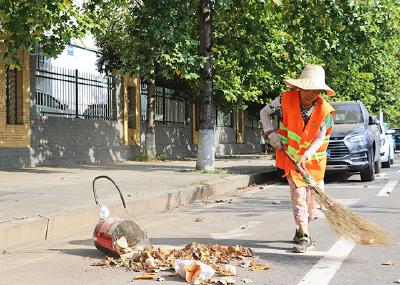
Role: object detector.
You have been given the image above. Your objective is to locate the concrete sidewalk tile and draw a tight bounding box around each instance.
[0,217,48,251]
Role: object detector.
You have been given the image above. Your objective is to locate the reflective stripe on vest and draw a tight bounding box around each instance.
[274,90,335,186]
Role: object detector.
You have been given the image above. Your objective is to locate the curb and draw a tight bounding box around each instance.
[0,167,275,251]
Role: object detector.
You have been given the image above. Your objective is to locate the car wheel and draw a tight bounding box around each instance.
[390,158,394,165]
[382,159,390,168]
[374,157,382,173]
[361,153,375,182]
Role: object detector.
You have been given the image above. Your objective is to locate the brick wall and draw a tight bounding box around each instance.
[0,49,30,148]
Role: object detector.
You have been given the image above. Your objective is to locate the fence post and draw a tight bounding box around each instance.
[162,87,166,124]
[75,69,78,118]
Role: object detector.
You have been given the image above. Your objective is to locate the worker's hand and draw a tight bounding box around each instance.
[297,154,309,174]
[267,132,283,150]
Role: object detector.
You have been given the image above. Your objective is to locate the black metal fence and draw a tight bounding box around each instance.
[141,83,189,124]
[35,62,113,120]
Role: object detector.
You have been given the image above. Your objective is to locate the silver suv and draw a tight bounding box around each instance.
[326,101,381,181]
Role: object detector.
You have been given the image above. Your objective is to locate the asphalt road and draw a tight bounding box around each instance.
[1,165,399,285]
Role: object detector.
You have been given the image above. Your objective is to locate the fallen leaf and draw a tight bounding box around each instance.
[272,201,280,205]
[259,186,264,189]
[241,278,253,283]
[156,276,165,282]
[209,277,220,284]
[219,264,237,276]
[194,217,205,222]
[114,236,128,249]
[220,276,236,284]
[239,260,251,268]
[241,225,248,230]
[133,273,157,280]
[395,279,400,284]
[250,261,270,271]
[145,257,157,269]
[382,261,394,266]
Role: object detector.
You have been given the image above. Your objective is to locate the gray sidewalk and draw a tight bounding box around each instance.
[0,154,277,251]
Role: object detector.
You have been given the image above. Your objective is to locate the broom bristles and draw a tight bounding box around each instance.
[283,150,392,245]
[313,185,393,245]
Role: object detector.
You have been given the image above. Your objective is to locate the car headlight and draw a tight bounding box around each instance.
[346,133,367,143]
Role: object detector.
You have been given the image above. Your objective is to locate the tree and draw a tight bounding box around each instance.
[276,0,400,125]
[87,0,202,159]
[0,0,91,65]
[196,0,215,170]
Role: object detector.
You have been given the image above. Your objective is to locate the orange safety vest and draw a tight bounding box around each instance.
[275,90,335,187]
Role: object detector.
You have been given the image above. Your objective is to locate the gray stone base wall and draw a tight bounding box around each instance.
[0,148,31,169]
[0,121,264,169]
[29,116,131,167]
[141,123,197,159]
[215,143,262,156]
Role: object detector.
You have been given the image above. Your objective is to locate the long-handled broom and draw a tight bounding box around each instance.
[283,150,392,245]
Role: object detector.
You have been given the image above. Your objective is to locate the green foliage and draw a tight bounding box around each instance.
[0,0,92,65]
[86,0,203,84]
[276,0,400,125]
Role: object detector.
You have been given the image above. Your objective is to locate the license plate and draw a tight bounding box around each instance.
[326,149,331,158]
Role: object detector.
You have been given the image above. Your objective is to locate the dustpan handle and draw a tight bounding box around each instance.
[92,175,127,209]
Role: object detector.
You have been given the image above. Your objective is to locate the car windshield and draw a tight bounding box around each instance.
[332,103,363,124]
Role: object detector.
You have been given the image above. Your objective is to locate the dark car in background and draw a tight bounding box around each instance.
[393,128,400,150]
[326,101,381,182]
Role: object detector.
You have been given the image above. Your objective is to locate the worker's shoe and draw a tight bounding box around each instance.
[293,234,314,253]
[293,229,302,243]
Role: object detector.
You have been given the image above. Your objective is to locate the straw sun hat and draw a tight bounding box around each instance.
[283,64,336,96]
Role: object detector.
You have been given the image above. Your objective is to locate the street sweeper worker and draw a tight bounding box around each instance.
[260,64,335,253]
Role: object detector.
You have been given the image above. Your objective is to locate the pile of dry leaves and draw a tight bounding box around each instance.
[92,239,269,284]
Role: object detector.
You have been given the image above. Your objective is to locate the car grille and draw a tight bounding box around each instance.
[328,141,350,158]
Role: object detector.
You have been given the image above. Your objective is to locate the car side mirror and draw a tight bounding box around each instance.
[368,116,378,125]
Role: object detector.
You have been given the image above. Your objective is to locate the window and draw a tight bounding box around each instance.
[216,110,233,127]
[6,66,23,125]
[141,83,187,124]
[244,112,260,129]
[332,103,363,124]
[127,86,136,129]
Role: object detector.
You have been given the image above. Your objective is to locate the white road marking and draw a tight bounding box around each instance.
[209,221,263,239]
[377,180,398,196]
[297,238,356,285]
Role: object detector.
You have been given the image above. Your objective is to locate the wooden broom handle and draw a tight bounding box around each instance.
[282,150,308,178]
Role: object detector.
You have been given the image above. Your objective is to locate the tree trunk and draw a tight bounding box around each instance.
[196,0,215,170]
[145,57,156,159]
